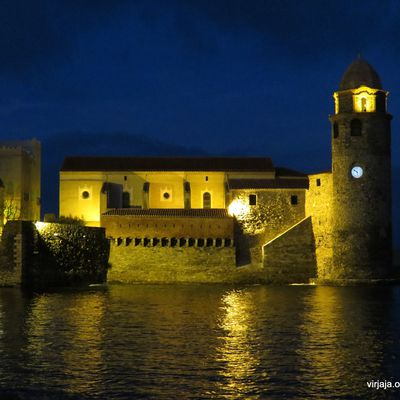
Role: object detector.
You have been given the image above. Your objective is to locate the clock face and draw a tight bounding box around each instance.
[351,165,364,178]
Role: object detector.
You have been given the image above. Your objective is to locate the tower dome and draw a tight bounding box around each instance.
[339,58,382,90]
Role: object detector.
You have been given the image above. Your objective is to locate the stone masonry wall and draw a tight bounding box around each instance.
[108,242,265,283]
[0,221,109,288]
[263,216,317,283]
[231,189,306,265]
[306,172,333,279]
[0,221,33,286]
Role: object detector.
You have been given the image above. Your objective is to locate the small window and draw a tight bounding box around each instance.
[333,122,339,138]
[203,192,211,209]
[122,191,130,208]
[290,195,298,205]
[351,119,362,136]
[82,191,90,199]
[124,175,127,181]
[205,176,209,181]
[163,192,170,200]
[249,194,257,206]
[316,179,321,187]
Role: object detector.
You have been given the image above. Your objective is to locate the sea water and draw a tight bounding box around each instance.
[0,284,400,399]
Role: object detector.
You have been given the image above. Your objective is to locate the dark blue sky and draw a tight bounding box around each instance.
[0,0,399,240]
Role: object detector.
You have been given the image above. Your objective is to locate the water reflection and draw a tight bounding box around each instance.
[299,287,393,399]
[0,285,399,399]
[23,291,106,396]
[217,289,262,398]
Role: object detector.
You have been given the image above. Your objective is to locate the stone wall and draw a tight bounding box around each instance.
[108,242,263,283]
[330,112,392,279]
[230,189,306,265]
[263,216,317,283]
[0,221,33,286]
[34,222,109,288]
[306,172,333,279]
[0,221,109,288]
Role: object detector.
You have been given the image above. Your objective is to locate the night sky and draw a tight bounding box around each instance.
[0,1,399,243]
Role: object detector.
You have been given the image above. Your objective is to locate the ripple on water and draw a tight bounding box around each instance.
[0,285,399,399]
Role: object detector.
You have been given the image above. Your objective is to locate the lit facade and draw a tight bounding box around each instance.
[59,58,393,283]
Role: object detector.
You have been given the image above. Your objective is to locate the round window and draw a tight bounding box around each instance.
[163,192,170,200]
[82,190,90,199]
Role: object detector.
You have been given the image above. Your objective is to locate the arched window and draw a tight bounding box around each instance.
[361,97,367,112]
[351,119,362,136]
[203,192,211,209]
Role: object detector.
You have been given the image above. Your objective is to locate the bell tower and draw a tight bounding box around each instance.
[330,58,392,280]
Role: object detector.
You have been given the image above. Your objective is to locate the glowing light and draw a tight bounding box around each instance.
[228,199,249,217]
[352,86,378,113]
[334,92,339,114]
[34,221,48,231]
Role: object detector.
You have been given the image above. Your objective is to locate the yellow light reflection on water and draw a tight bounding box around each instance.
[26,293,106,395]
[61,294,106,394]
[298,287,385,397]
[217,289,262,398]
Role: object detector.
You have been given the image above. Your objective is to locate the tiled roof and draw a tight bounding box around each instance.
[102,208,231,218]
[228,178,309,189]
[61,156,274,172]
[275,167,308,178]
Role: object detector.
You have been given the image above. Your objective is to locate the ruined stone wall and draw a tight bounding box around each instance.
[263,217,316,283]
[108,241,261,283]
[306,172,333,279]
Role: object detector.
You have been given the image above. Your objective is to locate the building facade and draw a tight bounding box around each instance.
[59,59,393,284]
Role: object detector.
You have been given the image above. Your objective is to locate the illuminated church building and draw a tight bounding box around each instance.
[59,59,393,283]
